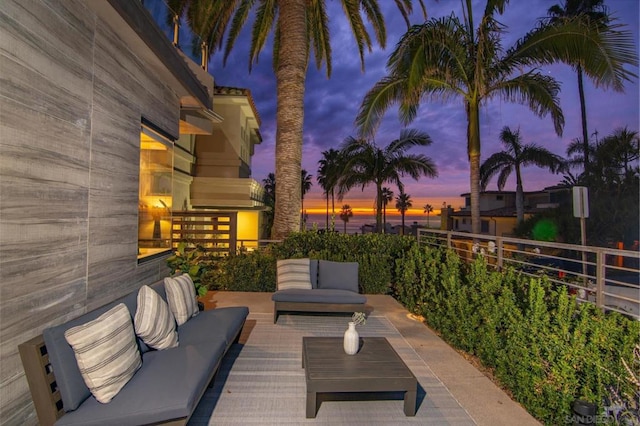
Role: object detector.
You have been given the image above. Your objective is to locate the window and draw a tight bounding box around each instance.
[496,195,503,201]
[138,125,173,260]
[481,220,490,233]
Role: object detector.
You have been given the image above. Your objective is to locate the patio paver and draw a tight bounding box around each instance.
[193,291,541,426]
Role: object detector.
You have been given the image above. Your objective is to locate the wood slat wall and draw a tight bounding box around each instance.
[0,1,185,423]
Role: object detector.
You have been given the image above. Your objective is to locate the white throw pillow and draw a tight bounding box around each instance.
[134,285,178,350]
[64,303,141,404]
[277,258,312,290]
[164,274,200,326]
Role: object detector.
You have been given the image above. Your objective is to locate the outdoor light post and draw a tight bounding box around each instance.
[573,186,589,286]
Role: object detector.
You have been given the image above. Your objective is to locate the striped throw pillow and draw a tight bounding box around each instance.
[277,259,312,290]
[164,274,200,326]
[134,285,178,350]
[64,303,141,404]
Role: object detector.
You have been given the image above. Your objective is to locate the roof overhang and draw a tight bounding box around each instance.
[91,0,212,122]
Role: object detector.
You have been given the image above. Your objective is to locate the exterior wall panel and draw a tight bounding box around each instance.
[0,1,183,423]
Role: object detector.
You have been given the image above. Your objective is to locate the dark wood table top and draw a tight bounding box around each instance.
[302,336,415,383]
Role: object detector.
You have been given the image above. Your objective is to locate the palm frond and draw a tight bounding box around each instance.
[308,0,332,75]
[356,76,408,137]
[508,16,638,91]
[519,145,567,173]
[223,0,256,65]
[480,152,512,190]
[492,72,565,136]
[248,0,278,70]
[360,0,386,47]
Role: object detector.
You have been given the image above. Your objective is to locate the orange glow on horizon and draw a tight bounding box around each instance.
[303,207,442,216]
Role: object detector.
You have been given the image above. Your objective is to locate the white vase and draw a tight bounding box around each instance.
[343,321,359,355]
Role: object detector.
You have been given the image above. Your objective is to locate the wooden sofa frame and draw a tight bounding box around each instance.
[18,325,244,426]
[273,301,366,323]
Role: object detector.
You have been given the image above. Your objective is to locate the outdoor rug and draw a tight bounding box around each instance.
[187,313,476,425]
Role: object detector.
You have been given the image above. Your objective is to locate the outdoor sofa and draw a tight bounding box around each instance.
[18,277,248,426]
[272,259,367,323]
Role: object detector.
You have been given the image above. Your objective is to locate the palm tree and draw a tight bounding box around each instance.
[339,204,353,234]
[300,169,312,231]
[262,173,276,237]
[480,126,566,225]
[395,192,412,235]
[544,0,610,177]
[169,1,426,239]
[381,187,394,233]
[337,129,437,233]
[356,0,637,235]
[600,127,639,176]
[423,204,433,227]
[317,149,342,231]
[566,137,597,173]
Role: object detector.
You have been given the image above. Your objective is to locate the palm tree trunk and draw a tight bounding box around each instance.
[401,212,405,235]
[515,167,524,225]
[300,196,305,231]
[331,190,335,231]
[383,204,387,233]
[468,102,482,235]
[273,0,307,239]
[577,65,590,178]
[375,184,383,233]
[325,194,329,230]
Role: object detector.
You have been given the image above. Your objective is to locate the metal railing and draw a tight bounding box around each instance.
[417,229,640,320]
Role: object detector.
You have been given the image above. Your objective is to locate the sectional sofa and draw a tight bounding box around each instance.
[19,277,248,426]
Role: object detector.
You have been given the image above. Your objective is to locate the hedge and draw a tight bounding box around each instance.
[394,243,639,424]
[208,231,415,294]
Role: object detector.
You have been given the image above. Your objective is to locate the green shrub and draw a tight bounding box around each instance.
[394,244,640,424]
[209,248,278,292]
[165,242,217,297]
[269,231,416,294]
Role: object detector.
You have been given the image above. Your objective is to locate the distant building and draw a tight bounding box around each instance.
[449,189,566,236]
[188,85,267,250]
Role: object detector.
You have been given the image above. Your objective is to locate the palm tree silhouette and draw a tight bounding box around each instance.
[357,0,637,235]
[339,204,353,234]
[337,129,437,233]
[381,187,394,233]
[262,173,276,238]
[300,169,312,231]
[480,126,566,225]
[423,204,433,228]
[545,0,611,178]
[168,0,426,238]
[317,149,342,231]
[395,192,412,235]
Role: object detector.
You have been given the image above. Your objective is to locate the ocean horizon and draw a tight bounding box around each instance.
[302,213,441,234]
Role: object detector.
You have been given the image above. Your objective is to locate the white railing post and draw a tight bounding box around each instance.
[595,250,606,312]
[496,237,503,270]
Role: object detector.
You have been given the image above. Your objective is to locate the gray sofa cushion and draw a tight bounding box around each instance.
[43,290,141,411]
[272,288,366,304]
[317,260,359,293]
[310,259,319,289]
[43,281,166,411]
[55,341,226,426]
[179,306,249,346]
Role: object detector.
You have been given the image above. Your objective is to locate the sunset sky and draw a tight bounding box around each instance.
[151,0,640,216]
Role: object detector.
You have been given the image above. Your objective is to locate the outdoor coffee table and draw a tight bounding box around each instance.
[302,336,417,418]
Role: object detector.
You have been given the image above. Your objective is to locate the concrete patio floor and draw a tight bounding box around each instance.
[202,291,541,426]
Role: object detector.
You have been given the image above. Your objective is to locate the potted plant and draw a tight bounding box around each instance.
[166,243,217,305]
